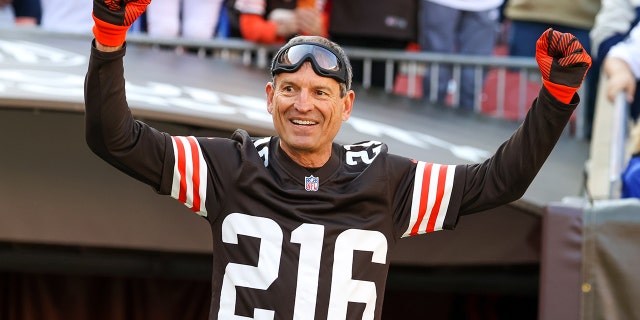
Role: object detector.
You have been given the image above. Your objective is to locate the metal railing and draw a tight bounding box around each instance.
[13,29,583,134]
[127,36,549,116]
[122,33,592,138]
[343,48,540,112]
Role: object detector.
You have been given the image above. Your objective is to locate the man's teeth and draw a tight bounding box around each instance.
[292,120,316,125]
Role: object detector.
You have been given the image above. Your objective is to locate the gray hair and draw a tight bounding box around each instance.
[271,35,352,97]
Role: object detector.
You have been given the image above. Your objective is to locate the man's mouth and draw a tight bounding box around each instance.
[292,119,318,125]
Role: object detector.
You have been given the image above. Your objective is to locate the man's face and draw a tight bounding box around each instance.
[266,62,354,166]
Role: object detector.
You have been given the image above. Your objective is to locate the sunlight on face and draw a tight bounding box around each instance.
[266,63,354,167]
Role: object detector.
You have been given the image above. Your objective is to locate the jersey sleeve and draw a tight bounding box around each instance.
[397,86,576,238]
[399,161,460,237]
[161,130,264,221]
[84,41,173,192]
[84,43,266,223]
[168,136,209,217]
[454,87,576,215]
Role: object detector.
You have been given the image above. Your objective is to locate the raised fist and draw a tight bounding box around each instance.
[535,28,592,103]
[92,0,151,47]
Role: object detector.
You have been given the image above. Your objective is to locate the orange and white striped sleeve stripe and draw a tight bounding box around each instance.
[402,161,456,238]
[170,136,208,217]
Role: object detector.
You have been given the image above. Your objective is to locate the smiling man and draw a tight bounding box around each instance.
[266,38,355,168]
[84,0,591,319]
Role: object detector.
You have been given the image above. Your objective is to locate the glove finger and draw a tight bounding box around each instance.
[557,49,590,67]
[556,33,578,55]
[544,30,576,58]
[103,0,122,11]
[122,1,149,25]
[557,37,592,68]
[536,28,553,55]
[547,30,569,58]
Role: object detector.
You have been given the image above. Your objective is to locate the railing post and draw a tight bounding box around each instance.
[496,67,506,118]
[518,70,528,119]
[473,65,483,113]
[609,92,630,199]
[451,65,461,107]
[407,61,418,98]
[384,60,394,93]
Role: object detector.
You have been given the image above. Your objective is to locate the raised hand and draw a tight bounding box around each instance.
[535,28,592,104]
[92,0,151,47]
[604,56,637,103]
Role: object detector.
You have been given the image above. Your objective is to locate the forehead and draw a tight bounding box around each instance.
[275,62,341,87]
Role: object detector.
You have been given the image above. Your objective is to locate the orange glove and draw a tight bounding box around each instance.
[535,28,592,104]
[92,0,151,47]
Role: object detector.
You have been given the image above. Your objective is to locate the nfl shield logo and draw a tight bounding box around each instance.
[305,175,319,192]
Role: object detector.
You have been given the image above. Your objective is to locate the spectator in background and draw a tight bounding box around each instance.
[591,0,640,54]
[229,0,328,44]
[504,0,599,57]
[0,0,40,26]
[418,0,504,110]
[591,0,640,123]
[0,0,13,27]
[504,0,600,137]
[328,0,417,89]
[39,0,93,33]
[9,0,41,25]
[601,23,640,198]
[146,0,224,39]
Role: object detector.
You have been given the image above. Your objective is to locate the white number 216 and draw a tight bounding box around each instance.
[218,213,388,320]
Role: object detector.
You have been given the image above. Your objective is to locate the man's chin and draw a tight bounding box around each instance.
[284,137,318,152]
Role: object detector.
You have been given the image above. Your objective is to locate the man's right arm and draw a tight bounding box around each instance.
[85,0,171,191]
[85,40,171,191]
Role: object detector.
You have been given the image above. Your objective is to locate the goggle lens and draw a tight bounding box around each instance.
[280,45,340,71]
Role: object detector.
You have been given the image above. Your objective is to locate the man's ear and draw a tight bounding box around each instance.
[266,82,275,114]
[342,90,355,121]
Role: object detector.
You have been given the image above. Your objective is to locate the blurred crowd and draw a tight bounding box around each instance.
[2,0,640,140]
[0,1,599,57]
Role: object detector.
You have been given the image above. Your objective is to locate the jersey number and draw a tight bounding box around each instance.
[218,213,388,320]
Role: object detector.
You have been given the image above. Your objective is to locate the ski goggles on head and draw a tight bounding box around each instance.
[271,42,347,84]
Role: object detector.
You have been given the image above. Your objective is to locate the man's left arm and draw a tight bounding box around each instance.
[456,28,592,215]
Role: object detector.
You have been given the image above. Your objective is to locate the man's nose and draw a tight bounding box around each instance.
[295,89,314,111]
